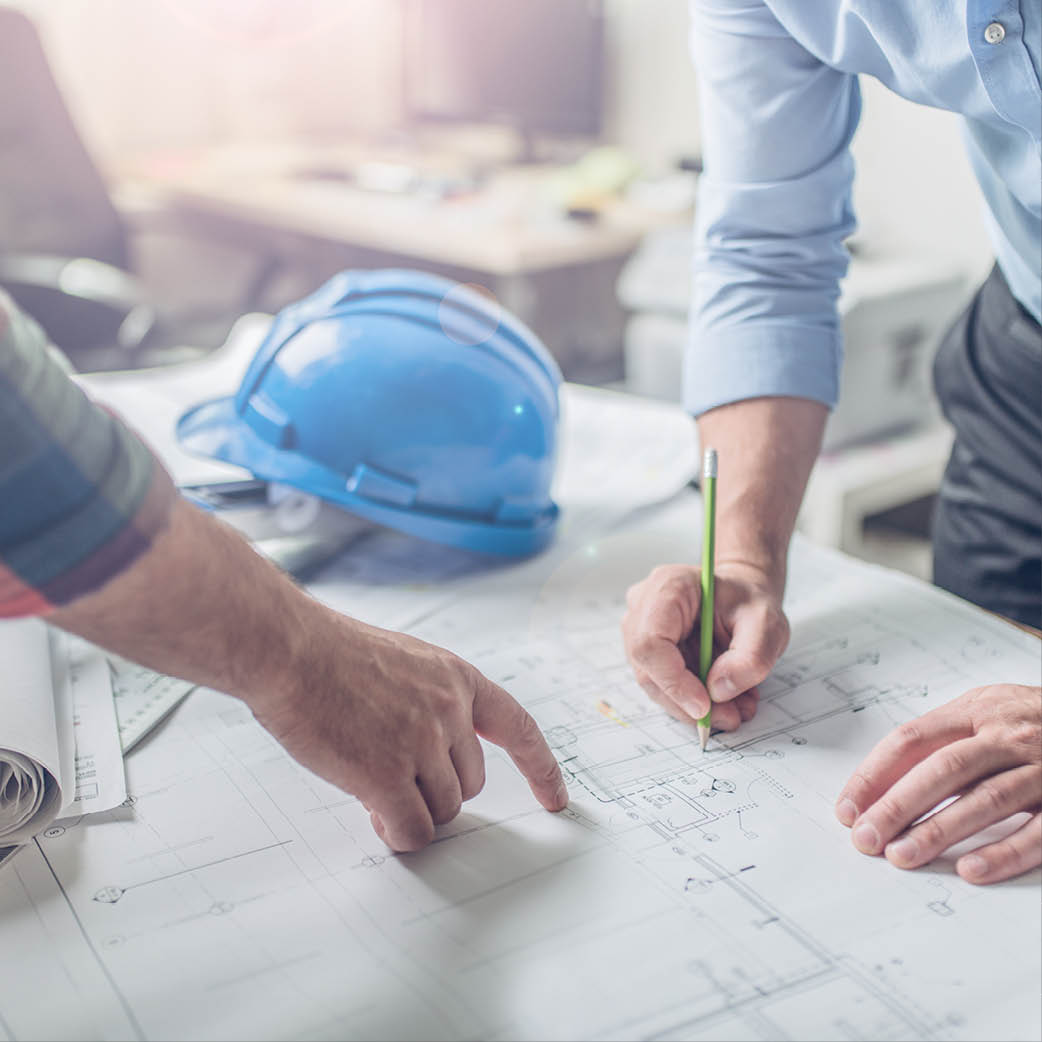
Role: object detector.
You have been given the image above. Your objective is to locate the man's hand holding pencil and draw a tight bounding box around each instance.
[621,558,788,735]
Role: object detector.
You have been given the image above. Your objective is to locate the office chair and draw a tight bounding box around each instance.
[0,7,239,370]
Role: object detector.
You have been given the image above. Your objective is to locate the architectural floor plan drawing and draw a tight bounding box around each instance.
[1,492,1038,1042]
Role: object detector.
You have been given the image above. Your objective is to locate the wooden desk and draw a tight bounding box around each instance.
[111,142,684,382]
[117,142,667,276]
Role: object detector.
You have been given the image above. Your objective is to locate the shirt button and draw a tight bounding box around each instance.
[984,21,1006,44]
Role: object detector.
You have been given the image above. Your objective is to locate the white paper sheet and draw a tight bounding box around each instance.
[1,490,1037,1041]
[553,383,699,521]
[50,632,127,816]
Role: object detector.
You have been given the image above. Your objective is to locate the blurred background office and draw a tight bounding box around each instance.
[1,0,997,577]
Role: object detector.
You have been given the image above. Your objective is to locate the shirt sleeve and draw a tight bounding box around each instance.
[684,0,861,416]
[0,293,177,617]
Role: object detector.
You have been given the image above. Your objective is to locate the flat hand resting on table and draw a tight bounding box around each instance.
[836,683,1042,884]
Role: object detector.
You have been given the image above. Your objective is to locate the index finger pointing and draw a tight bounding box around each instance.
[472,678,568,812]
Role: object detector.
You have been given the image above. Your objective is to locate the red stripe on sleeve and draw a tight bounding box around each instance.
[0,561,54,618]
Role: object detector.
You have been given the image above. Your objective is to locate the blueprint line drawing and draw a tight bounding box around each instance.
[0,491,1038,1042]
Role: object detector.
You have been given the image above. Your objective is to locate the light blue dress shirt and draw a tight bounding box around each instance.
[684,0,1042,416]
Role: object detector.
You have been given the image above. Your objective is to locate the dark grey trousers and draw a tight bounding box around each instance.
[932,264,1042,629]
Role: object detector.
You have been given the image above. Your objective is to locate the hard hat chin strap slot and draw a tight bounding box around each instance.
[345,463,418,508]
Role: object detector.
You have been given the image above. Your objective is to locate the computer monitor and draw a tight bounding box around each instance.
[403,0,604,153]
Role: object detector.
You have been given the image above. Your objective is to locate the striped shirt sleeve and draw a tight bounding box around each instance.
[0,292,177,617]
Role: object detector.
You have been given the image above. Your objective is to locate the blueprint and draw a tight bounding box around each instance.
[0,490,1039,1041]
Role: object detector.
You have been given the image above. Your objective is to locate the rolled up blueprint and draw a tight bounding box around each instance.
[0,619,64,847]
[0,749,61,845]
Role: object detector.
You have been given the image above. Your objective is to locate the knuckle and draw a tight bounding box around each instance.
[463,767,486,801]
[914,814,948,854]
[976,780,1009,816]
[396,697,427,735]
[515,708,543,747]
[936,746,970,779]
[430,684,458,715]
[744,650,774,680]
[649,564,676,584]
[1008,722,1042,756]
[630,633,659,665]
[769,611,791,653]
[662,571,688,594]
[894,721,924,752]
[404,816,436,851]
[439,796,463,824]
[987,837,1022,872]
[538,758,563,789]
[1030,767,1042,804]
[875,794,907,829]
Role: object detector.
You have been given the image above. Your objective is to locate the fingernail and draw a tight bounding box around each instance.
[960,853,988,880]
[886,836,919,866]
[553,781,570,809]
[852,822,880,854]
[710,676,738,702]
[836,798,858,827]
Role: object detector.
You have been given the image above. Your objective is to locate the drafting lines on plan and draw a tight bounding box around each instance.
[5,689,963,1042]
[402,498,1039,1040]
[2,492,1039,1041]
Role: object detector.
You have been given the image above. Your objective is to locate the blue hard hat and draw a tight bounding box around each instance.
[177,269,562,556]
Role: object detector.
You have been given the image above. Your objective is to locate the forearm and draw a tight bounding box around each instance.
[48,489,569,849]
[697,395,827,595]
[48,496,325,710]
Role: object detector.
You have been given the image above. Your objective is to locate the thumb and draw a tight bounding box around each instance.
[706,598,788,703]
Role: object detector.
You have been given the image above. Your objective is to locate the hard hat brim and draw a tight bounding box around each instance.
[177,396,559,558]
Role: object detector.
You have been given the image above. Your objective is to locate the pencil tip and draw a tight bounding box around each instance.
[698,723,710,752]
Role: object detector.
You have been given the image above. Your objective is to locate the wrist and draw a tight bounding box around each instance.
[713,511,790,599]
[715,551,787,602]
[238,593,349,716]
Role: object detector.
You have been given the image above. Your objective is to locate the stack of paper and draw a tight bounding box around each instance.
[0,620,127,864]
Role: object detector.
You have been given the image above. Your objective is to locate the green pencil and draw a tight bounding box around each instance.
[697,448,717,752]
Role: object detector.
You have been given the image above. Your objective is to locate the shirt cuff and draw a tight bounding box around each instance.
[0,454,177,618]
[683,323,842,416]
